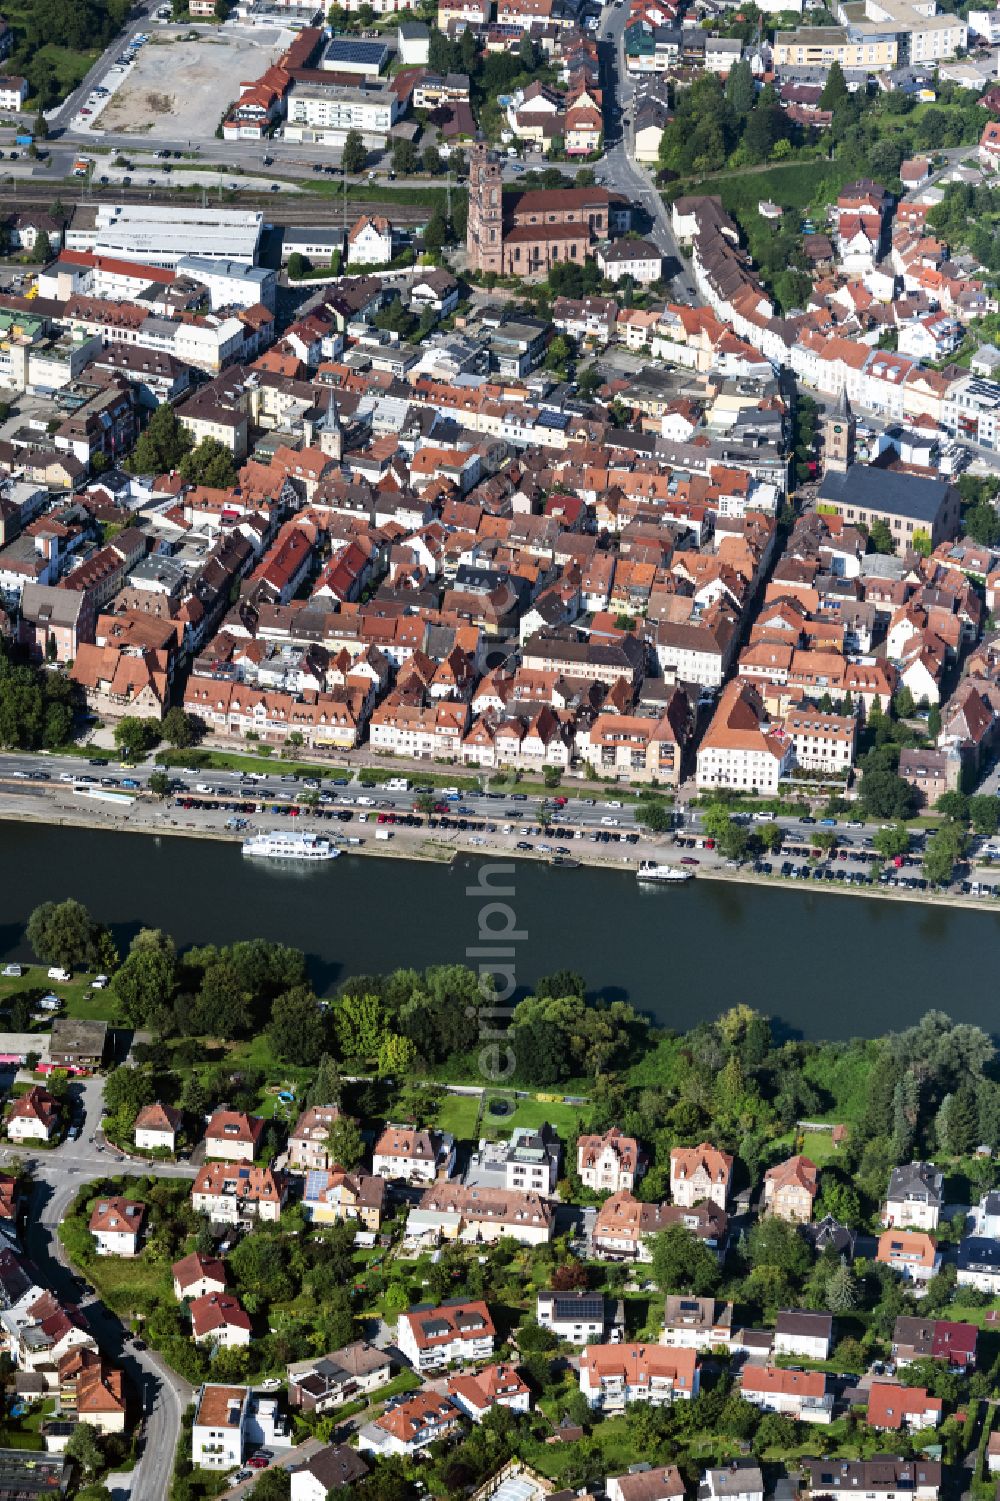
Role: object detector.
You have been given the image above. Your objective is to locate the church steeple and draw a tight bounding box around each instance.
[822,388,855,475]
[319,382,342,461]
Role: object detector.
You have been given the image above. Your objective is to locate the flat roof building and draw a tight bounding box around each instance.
[83,205,264,270]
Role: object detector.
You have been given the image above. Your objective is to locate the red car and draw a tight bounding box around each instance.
[248,1455,269,1469]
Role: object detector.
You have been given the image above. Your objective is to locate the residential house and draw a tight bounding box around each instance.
[866,1381,943,1431]
[577,1129,645,1194]
[288,1105,343,1172]
[876,1230,941,1288]
[7,1086,59,1144]
[287,1342,393,1414]
[88,1197,145,1257]
[357,1391,461,1459]
[701,1466,765,1501]
[372,1124,455,1183]
[397,1300,496,1371]
[799,1459,941,1501]
[302,1167,386,1231]
[290,1444,369,1501]
[536,1290,623,1344]
[192,1384,250,1471]
[191,1162,287,1224]
[406,1184,555,1247]
[594,1190,728,1261]
[579,1343,699,1410]
[203,1110,265,1163]
[956,1237,1000,1294]
[669,1143,733,1210]
[190,1292,252,1348]
[134,1102,182,1153]
[891,1316,977,1371]
[774,1311,833,1360]
[763,1155,819,1223]
[172,1253,227,1302]
[741,1365,833,1424]
[446,1363,532,1421]
[48,1018,107,1071]
[884,1162,943,1230]
[660,1296,734,1351]
[607,1467,686,1501]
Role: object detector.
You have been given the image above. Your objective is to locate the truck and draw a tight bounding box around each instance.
[72,157,91,178]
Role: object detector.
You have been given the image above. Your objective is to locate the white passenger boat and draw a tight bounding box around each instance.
[242,831,340,861]
[636,861,692,883]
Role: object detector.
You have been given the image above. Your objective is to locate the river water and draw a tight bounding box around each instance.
[2,823,997,1040]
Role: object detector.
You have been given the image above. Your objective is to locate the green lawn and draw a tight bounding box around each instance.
[0,969,118,1024]
[430,1091,483,1144]
[668,158,860,219]
[480,1093,591,1140]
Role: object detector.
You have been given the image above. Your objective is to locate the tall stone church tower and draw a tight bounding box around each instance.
[467,142,504,275]
[822,388,855,475]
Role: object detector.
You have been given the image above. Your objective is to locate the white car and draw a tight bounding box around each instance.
[259,1377,282,1391]
[1,965,22,978]
[91,975,109,990]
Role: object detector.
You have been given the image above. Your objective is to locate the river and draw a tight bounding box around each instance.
[2,822,998,1040]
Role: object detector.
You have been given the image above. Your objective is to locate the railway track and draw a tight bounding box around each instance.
[0,181,443,225]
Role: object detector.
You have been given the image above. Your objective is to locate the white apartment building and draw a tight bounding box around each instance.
[192,1385,249,1471]
[782,710,856,774]
[396,1301,496,1372]
[285,82,399,144]
[696,679,793,794]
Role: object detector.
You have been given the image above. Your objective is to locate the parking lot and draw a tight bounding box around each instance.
[94,29,287,141]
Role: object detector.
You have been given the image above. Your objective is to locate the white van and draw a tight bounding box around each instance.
[48,967,71,982]
[375,829,392,841]
[385,778,410,792]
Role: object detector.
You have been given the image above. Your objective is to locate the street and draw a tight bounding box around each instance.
[9,1070,196,1501]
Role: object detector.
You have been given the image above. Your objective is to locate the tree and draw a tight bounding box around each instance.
[635,800,672,834]
[335,992,386,1060]
[820,59,848,108]
[33,109,49,141]
[267,985,327,1065]
[326,1114,365,1169]
[392,137,418,175]
[179,437,237,489]
[26,899,113,972]
[246,1471,290,1501]
[66,1423,104,1477]
[725,57,756,116]
[859,762,915,821]
[34,229,51,264]
[305,1052,342,1110]
[970,795,999,836]
[923,825,966,887]
[869,519,895,554]
[893,685,915,719]
[287,251,307,280]
[937,790,969,823]
[825,1259,858,1312]
[113,716,160,761]
[130,401,192,475]
[161,707,195,749]
[423,206,448,256]
[650,1224,720,1295]
[378,1030,417,1077]
[342,129,367,174]
[109,930,177,1028]
[148,770,171,798]
[873,822,910,860]
[422,144,442,175]
[545,334,573,376]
